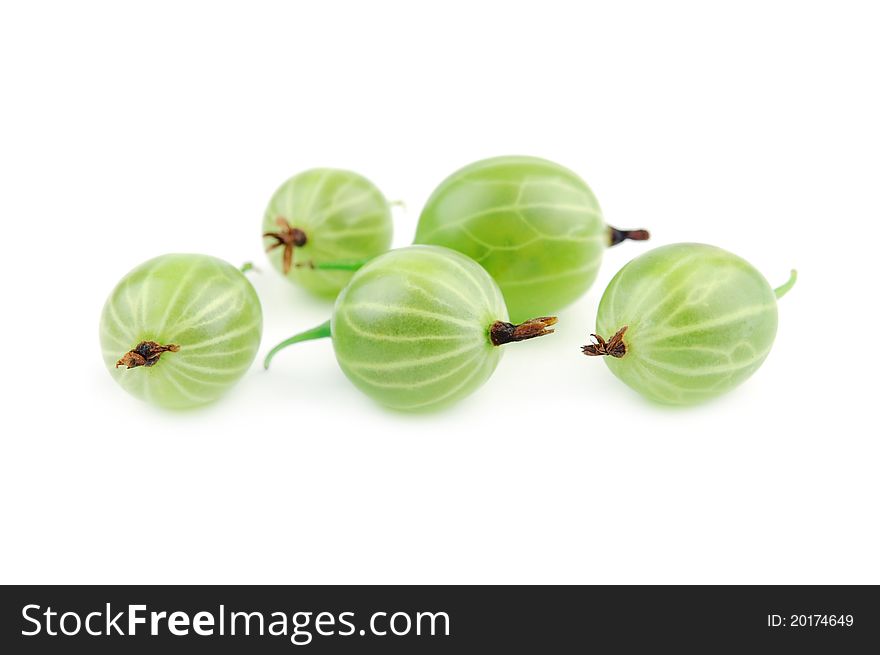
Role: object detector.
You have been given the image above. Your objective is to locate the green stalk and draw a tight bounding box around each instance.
[301,259,370,272]
[264,319,332,369]
[774,269,798,299]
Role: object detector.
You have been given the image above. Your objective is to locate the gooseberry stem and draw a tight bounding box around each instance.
[490,316,558,346]
[582,326,628,358]
[264,320,332,369]
[295,258,370,272]
[240,261,255,274]
[608,225,651,247]
[773,269,798,299]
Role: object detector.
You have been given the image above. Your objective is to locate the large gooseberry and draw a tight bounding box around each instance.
[414,155,648,321]
[582,243,796,404]
[264,245,556,411]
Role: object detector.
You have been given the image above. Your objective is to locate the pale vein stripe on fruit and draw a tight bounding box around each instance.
[400,269,486,312]
[180,322,261,351]
[122,277,140,328]
[399,279,466,317]
[460,227,543,253]
[280,174,299,213]
[156,261,204,334]
[349,301,482,328]
[303,170,332,221]
[328,176,363,203]
[182,345,261,361]
[500,260,600,287]
[631,360,684,403]
[312,189,379,223]
[638,348,771,377]
[647,344,736,362]
[101,346,129,364]
[102,302,134,343]
[319,222,388,240]
[603,270,624,323]
[633,269,727,325]
[167,291,245,337]
[462,227,603,252]
[433,202,601,235]
[513,209,604,242]
[336,309,471,342]
[165,274,228,327]
[615,254,701,320]
[521,177,599,199]
[638,303,777,343]
[138,269,152,332]
[171,358,251,377]
[417,202,594,244]
[393,354,490,410]
[342,349,486,390]
[455,175,596,202]
[342,342,482,372]
[161,369,218,404]
[166,363,245,387]
[640,274,734,327]
[170,297,248,336]
[629,358,698,403]
[428,250,498,313]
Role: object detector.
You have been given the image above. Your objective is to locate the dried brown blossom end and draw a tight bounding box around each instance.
[582,326,628,358]
[490,316,558,346]
[116,341,180,369]
[264,217,308,274]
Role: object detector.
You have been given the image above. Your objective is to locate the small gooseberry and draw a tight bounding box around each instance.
[99,254,263,408]
[262,168,393,297]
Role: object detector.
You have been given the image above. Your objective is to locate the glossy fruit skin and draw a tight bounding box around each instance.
[414,156,606,322]
[263,168,392,297]
[331,245,508,411]
[100,254,263,409]
[595,243,779,404]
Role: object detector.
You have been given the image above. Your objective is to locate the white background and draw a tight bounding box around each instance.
[1,1,878,584]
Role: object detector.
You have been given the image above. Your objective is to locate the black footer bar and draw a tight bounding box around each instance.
[2,585,877,653]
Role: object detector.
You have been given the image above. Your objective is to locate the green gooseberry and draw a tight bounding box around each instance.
[414,155,649,322]
[262,168,393,297]
[100,254,263,409]
[264,245,557,411]
[582,243,797,404]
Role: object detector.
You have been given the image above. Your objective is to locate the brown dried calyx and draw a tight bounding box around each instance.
[582,326,628,358]
[264,217,308,274]
[490,317,558,346]
[116,341,180,369]
[608,226,650,247]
